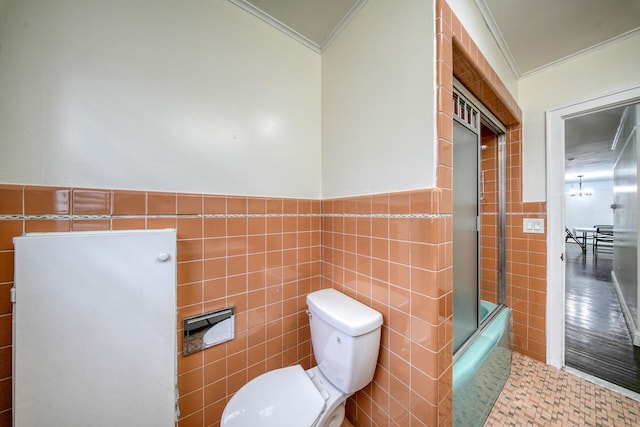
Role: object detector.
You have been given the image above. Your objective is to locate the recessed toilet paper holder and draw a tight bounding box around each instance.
[183,306,234,355]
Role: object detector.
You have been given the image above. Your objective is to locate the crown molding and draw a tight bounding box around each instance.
[227,0,368,54]
[320,0,368,53]
[474,0,640,79]
[521,27,640,78]
[227,0,322,53]
[474,0,522,78]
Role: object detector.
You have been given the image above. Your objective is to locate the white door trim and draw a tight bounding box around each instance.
[546,85,640,369]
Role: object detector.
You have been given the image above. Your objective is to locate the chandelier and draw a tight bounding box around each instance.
[570,175,593,197]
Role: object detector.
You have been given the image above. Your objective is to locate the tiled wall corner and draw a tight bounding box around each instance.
[322,189,451,427]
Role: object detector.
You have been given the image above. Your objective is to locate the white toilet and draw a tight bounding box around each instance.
[221,288,383,427]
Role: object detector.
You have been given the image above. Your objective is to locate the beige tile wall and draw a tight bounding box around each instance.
[481,129,500,305]
[0,185,323,427]
[321,190,452,426]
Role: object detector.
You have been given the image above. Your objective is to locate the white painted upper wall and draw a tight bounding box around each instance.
[12,0,636,204]
[0,0,322,198]
[518,33,640,201]
[447,0,518,99]
[321,0,436,198]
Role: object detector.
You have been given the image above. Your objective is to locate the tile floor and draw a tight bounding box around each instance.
[342,351,640,426]
[485,352,640,426]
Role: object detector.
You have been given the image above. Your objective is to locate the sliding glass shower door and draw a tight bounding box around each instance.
[452,86,507,356]
[452,108,480,352]
[451,85,510,427]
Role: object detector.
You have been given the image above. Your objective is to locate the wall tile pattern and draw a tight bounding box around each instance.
[322,190,453,426]
[481,130,500,305]
[0,184,322,427]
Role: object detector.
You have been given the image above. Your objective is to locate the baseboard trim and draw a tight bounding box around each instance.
[611,270,640,346]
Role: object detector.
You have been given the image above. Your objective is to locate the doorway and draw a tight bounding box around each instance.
[547,86,640,395]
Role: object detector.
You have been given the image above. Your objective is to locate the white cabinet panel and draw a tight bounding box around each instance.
[13,229,177,427]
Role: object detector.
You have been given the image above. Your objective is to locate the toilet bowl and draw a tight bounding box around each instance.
[221,288,383,427]
[221,365,346,427]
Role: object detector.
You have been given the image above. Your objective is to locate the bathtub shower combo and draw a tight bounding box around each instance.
[451,84,513,427]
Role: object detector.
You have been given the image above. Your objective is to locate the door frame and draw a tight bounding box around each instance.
[546,85,640,369]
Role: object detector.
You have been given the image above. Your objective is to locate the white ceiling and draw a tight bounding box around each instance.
[230,0,640,181]
[233,0,640,77]
[478,0,640,77]
[472,0,640,182]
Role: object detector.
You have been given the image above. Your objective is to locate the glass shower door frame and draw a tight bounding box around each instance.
[452,83,507,360]
[452,95,482,354]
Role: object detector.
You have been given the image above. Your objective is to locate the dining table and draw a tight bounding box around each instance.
[573,226,597,253]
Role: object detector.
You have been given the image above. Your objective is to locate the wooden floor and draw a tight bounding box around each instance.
[564,243,640,393]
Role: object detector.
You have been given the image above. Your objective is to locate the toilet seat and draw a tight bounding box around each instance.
[221,365,326,427]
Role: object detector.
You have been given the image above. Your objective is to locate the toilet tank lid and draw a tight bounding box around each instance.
[306,289,383,336]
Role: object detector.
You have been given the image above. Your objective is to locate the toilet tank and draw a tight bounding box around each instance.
[306,289,383,394]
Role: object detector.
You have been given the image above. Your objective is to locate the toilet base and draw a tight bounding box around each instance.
[320,401,345,427]
[306,366,351,427]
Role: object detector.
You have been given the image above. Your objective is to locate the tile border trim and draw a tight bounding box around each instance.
[0,213,452,221]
